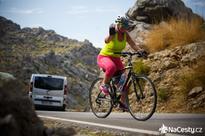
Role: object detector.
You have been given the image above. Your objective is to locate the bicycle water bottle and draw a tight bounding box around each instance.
[112,75,120,85]
[118,73,126,91]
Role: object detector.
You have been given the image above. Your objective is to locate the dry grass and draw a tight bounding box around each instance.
[145,17,205,52]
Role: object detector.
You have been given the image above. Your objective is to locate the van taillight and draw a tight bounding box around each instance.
[30,82,33,92]
[64,85,68,95]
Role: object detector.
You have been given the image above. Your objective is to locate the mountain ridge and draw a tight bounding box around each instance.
[0,16,100,109]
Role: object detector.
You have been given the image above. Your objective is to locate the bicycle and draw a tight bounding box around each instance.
[89,51,157,121]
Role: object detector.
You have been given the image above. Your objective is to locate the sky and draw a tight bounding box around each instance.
[0,0,205,48]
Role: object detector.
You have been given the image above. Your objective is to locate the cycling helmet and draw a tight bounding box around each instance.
[115,16,130,29]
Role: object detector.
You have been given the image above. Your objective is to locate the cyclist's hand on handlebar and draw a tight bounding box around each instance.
[138,50,148,58]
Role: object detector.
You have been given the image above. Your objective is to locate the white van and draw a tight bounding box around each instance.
[29,74,68,110]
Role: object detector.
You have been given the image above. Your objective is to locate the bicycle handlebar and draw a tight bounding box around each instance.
[114,51,148,58]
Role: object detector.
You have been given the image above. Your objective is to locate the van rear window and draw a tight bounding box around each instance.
[34,76,64,90]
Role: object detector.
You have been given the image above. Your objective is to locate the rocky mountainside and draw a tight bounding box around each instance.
[0,16,100,109]
[144,42,205,112]
[126,0,205,112]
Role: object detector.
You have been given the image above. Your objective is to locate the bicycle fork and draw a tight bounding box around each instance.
[131,76,145,101]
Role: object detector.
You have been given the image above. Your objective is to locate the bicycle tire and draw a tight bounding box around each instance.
[89,78,113,118]
[127,75,157,121]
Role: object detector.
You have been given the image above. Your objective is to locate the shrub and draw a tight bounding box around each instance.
[145,17,205,52]
[133,60,150,75]
[158,88,169,102]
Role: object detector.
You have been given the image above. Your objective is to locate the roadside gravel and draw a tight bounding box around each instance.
[42,118,133,136]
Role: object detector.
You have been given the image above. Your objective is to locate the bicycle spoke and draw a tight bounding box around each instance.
[127,75,157,121]
[89,78,113,118]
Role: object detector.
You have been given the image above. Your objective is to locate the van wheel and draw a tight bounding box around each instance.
[61,105,66,111]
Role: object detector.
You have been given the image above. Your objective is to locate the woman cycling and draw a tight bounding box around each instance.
[97,16,145,111]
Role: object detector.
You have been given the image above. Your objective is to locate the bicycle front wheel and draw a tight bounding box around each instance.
[89,78,113,118]
[127,75,157,121]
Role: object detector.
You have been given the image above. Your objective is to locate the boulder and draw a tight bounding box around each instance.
[0,72,45,136]
[0,72,16,81]
[126,0,195,23]
[188,86,203,98]
[0,72,77,135]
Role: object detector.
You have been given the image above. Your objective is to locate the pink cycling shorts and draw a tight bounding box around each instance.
[97,55,124,78]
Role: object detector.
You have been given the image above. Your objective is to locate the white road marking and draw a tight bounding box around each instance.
[39,115,160,135]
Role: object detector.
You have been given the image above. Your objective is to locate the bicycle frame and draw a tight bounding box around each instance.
[109,53,146,106]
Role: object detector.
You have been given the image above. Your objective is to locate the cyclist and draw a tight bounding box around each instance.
[97,16,145,111]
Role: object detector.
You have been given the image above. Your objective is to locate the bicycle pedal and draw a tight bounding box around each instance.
[99,93,106,98]
[118,107,129,112]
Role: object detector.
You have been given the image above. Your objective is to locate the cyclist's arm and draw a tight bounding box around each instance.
[105,35,114,43]
[126,32,142,51]
[105,24,116,43]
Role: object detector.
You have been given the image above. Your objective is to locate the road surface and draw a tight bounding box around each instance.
[37,111,205,136]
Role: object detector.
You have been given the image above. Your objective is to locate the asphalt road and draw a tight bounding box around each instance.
[37,111,205,136]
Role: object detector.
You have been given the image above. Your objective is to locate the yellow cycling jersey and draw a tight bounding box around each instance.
[100,33,126,57]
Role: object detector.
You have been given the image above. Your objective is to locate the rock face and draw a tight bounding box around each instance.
[126,0,195,23]
[0,16,100,109]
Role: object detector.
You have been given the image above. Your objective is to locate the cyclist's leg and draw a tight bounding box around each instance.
[97,55,117,84]
[97,55,117,94]
[111,57,124,71]
[111,57,128,110]
[121,85,128,99]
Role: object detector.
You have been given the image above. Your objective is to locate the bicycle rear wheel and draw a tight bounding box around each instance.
[89,78,113,118]
[127,75,157,121]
